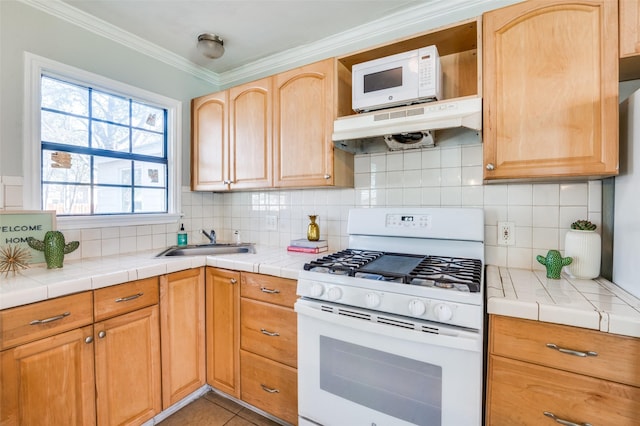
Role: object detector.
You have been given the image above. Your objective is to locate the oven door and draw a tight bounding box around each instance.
[295,298,482,426]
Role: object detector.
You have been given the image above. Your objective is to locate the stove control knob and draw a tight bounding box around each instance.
[408,299,426,316]
[309,283,324,298]
[327,287,343,301]
[433,303,453,322]
[365,293,381,308]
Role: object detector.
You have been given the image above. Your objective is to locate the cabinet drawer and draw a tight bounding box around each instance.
[0,291,93,350]
[241,273,297,308]
[487,355,640,426]
[241,350,297,425]
[489,315,640,387]
[94,277,159,321]
[240,298,297,368]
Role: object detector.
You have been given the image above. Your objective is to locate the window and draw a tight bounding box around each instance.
[24,54,181,228]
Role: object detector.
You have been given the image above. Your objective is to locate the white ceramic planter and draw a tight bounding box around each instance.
[564,230,601,279]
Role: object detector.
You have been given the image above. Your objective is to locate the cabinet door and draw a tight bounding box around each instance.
[274,58,337,187]
[0,325,96,426]
[487,355,640,426]
[205,267,240,397]
[483,0,618,180]
[191,91,229,190]
[620,0,640,80]
[229,77,273,189]
[160,268,206,408]
[94,305,161,426]
[621,0,640,58]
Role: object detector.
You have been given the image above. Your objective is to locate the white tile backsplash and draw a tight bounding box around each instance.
[1,144,599,269]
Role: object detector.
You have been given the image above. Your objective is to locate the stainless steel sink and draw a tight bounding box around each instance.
[156,243,256,257]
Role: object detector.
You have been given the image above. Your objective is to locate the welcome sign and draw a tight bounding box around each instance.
[0,211,56,264]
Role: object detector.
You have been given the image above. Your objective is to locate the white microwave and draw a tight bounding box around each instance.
[352,45,442,113]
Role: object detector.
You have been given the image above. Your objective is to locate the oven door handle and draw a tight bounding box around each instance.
[294,299,481,353]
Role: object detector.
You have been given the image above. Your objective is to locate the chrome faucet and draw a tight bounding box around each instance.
[202,229,216,244]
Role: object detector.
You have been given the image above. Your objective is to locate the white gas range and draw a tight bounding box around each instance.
[295,207,485,426]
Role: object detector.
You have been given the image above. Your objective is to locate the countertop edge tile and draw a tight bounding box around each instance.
[487,265,640,337]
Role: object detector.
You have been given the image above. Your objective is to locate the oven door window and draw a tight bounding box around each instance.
[320,336,442,425]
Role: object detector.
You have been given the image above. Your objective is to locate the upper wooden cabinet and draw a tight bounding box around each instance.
[274,58,353,188]
[229,78,273,189]
[483,0,619,181]
[191,77,272,191]
[620,0,640,81]
[191,90,227,191]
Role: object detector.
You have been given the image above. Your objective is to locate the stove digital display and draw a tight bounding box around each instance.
[386,213,432,228]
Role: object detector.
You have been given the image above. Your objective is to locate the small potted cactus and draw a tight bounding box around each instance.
[564,219,600,279]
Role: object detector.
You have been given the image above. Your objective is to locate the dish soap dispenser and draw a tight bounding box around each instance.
[177,224,188,247]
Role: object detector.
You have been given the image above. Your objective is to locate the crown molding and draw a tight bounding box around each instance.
[19,0,519,88]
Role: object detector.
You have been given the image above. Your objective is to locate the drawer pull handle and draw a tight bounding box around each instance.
[260,384,280,393]
[543,411,592,426]
[261,328,280,337]
[260,287,280,294]
[546,343,597,358]
[30,311,70,325]
[115,293,143,303]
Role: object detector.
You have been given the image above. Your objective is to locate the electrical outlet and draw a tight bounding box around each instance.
[498,221,515,246]
[265,215,278,231]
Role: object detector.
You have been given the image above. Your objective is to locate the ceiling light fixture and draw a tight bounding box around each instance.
[197,33,225,59]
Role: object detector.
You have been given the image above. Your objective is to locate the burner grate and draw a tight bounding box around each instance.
[303,250,482,292]
[409,256,482,292]
[303,249,383,276]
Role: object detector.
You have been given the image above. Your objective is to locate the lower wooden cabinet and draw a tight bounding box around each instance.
[160,268,206,408]
[94,305,161,426]
[486,315,640,425]
[0,325,96,426]
[240,272,298,425]
[240,350,298,424]
[488,355,640,425]
[205,267,241,397]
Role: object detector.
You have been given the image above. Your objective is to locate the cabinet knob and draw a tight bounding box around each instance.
[486,163,495,171]
[85,336,94,344]
[323,174,331,179]
[230,278,237,284]
[98,331,106,339]
[223,180,232,185]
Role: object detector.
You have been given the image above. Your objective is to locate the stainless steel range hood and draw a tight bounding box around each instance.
[333,96,482,153]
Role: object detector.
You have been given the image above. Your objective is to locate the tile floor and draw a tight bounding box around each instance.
[159,391,282,426]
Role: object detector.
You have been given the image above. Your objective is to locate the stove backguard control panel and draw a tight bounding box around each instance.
[386,213,432,229]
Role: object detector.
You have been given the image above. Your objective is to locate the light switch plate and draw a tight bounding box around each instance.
[265,215,278,231]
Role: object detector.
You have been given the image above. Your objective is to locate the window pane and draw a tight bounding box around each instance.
[94,186,132,214]
[41,76,88,115]
[134,161,166,187]
[92,121,129,152]
[42,150,91,183]
[41,111,89,147]
[92,90,129,124]
[132,129,164,157]
[132,102,164,132]
[43,183,91,215]
[134,188,166,213]
[94,157,132,185]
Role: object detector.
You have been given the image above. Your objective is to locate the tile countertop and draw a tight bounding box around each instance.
[486,265,640,339]
[0,246,319,310]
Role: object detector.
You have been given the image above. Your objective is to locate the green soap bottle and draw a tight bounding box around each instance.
[177,224,188,246]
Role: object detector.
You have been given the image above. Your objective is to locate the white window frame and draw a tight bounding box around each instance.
[23,52,182,229]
